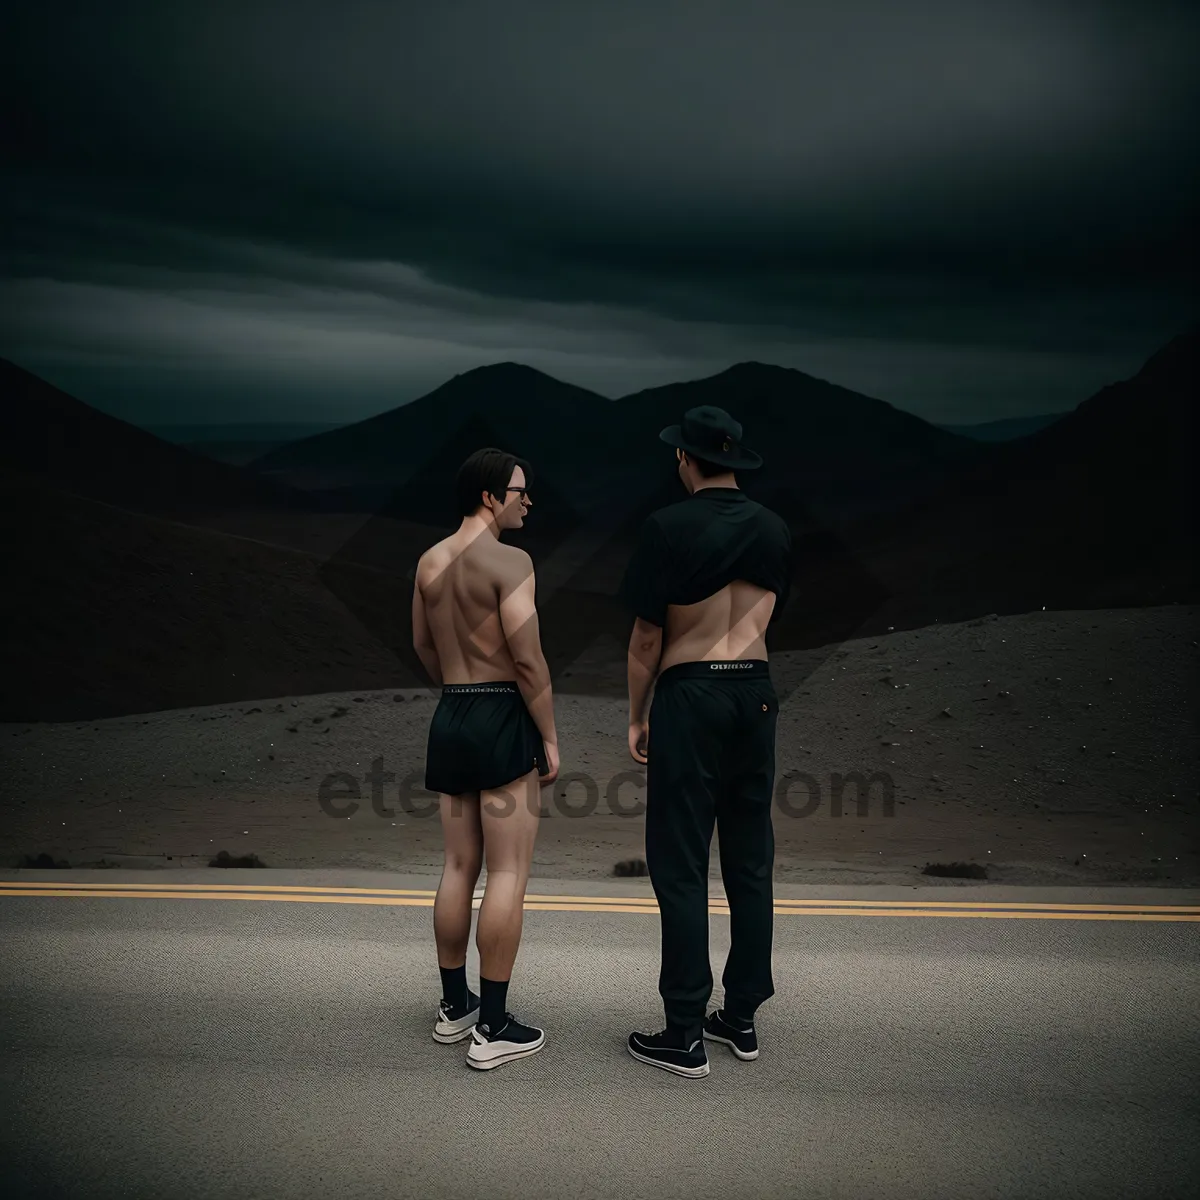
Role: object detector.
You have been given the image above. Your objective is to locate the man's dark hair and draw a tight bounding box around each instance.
[685,452,729,479]
[456,447,533,518]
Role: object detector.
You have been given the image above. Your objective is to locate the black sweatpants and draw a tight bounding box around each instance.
[645,658,778,1036]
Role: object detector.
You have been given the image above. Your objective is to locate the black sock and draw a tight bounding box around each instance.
[439,964,468,1011]
[480,977,510,1031]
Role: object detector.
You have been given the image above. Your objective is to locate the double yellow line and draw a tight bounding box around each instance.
[2,882,1199,921]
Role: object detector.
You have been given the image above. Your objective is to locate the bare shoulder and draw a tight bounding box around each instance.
[414,535,460,585]
[493,542,533,591]
[413,541,442,579]
[416,535,531,593]
[497,542,532,565]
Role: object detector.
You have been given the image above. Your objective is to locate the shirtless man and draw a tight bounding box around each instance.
[412,447,560,1070]
[619,405,793,1078]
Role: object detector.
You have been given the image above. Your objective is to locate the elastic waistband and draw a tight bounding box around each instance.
[657,659,771,683]
[440,680,519,694]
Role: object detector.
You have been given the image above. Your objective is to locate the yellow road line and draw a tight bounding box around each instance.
[1,887,1198,920]
[773,899,1200,912]
[0,882,446,896]
[3,881,1199,913]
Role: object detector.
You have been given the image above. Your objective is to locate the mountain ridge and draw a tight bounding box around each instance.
[0,358,328,519]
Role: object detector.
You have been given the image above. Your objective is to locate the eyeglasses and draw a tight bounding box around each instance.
[504,487,531,502]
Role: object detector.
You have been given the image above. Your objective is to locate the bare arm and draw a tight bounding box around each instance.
[627,617,662,726]
[498,550,557,748]
[411,566,442,686]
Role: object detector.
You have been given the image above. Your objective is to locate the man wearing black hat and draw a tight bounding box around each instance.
[619,405,793,1078]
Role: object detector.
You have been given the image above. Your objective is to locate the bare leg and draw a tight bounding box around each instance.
[476,769,542,981]
[434,791,483,969]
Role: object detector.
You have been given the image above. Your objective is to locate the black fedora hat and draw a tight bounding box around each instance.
[659,405,763,470]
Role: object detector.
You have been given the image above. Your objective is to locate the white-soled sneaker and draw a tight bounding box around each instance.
[432,990,480,1043]
[703,1009,759,1060]
[627,1029,710,1077]
[466,1012,546,1070]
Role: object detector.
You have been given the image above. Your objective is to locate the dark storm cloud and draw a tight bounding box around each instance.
[2,0,1196,422]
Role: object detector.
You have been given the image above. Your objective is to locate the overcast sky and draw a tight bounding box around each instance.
[2,0,1196,426]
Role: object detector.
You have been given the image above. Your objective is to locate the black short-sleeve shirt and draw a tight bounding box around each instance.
[618,487,792,628]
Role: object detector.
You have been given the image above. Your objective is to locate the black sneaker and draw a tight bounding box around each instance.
[432,989,480,1043]
[703,1009,758,1060]
[466,1012,546,1070]
[627,1029,710,1078]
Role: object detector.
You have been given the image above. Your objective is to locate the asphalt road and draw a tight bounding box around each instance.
[2,870,1198,1200]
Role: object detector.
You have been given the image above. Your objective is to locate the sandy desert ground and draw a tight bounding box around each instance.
[2,605,1197,887]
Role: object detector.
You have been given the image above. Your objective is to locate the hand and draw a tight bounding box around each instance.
[540,740,560,786]
[627,719,648,765]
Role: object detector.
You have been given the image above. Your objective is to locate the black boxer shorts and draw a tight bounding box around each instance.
[424,681,549,796]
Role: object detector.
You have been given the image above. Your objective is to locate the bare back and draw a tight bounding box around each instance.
[619,485,790,674]
[416,531,533,684]
[659,579,777,672]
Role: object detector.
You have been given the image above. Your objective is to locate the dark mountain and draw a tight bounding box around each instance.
[145,421,347,468]
[0,473,418,721]
[182,438,314,467]
[1019,326,1194,470]
[149,422,345,444]
[611,362,983,528]
[617,361,971,467]
[804,325,1198,638]
[251,362,616,514]
[937,414,1067,441]
[249,358,983,533]
[888,324,1194,543]
[0,360,327,520]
